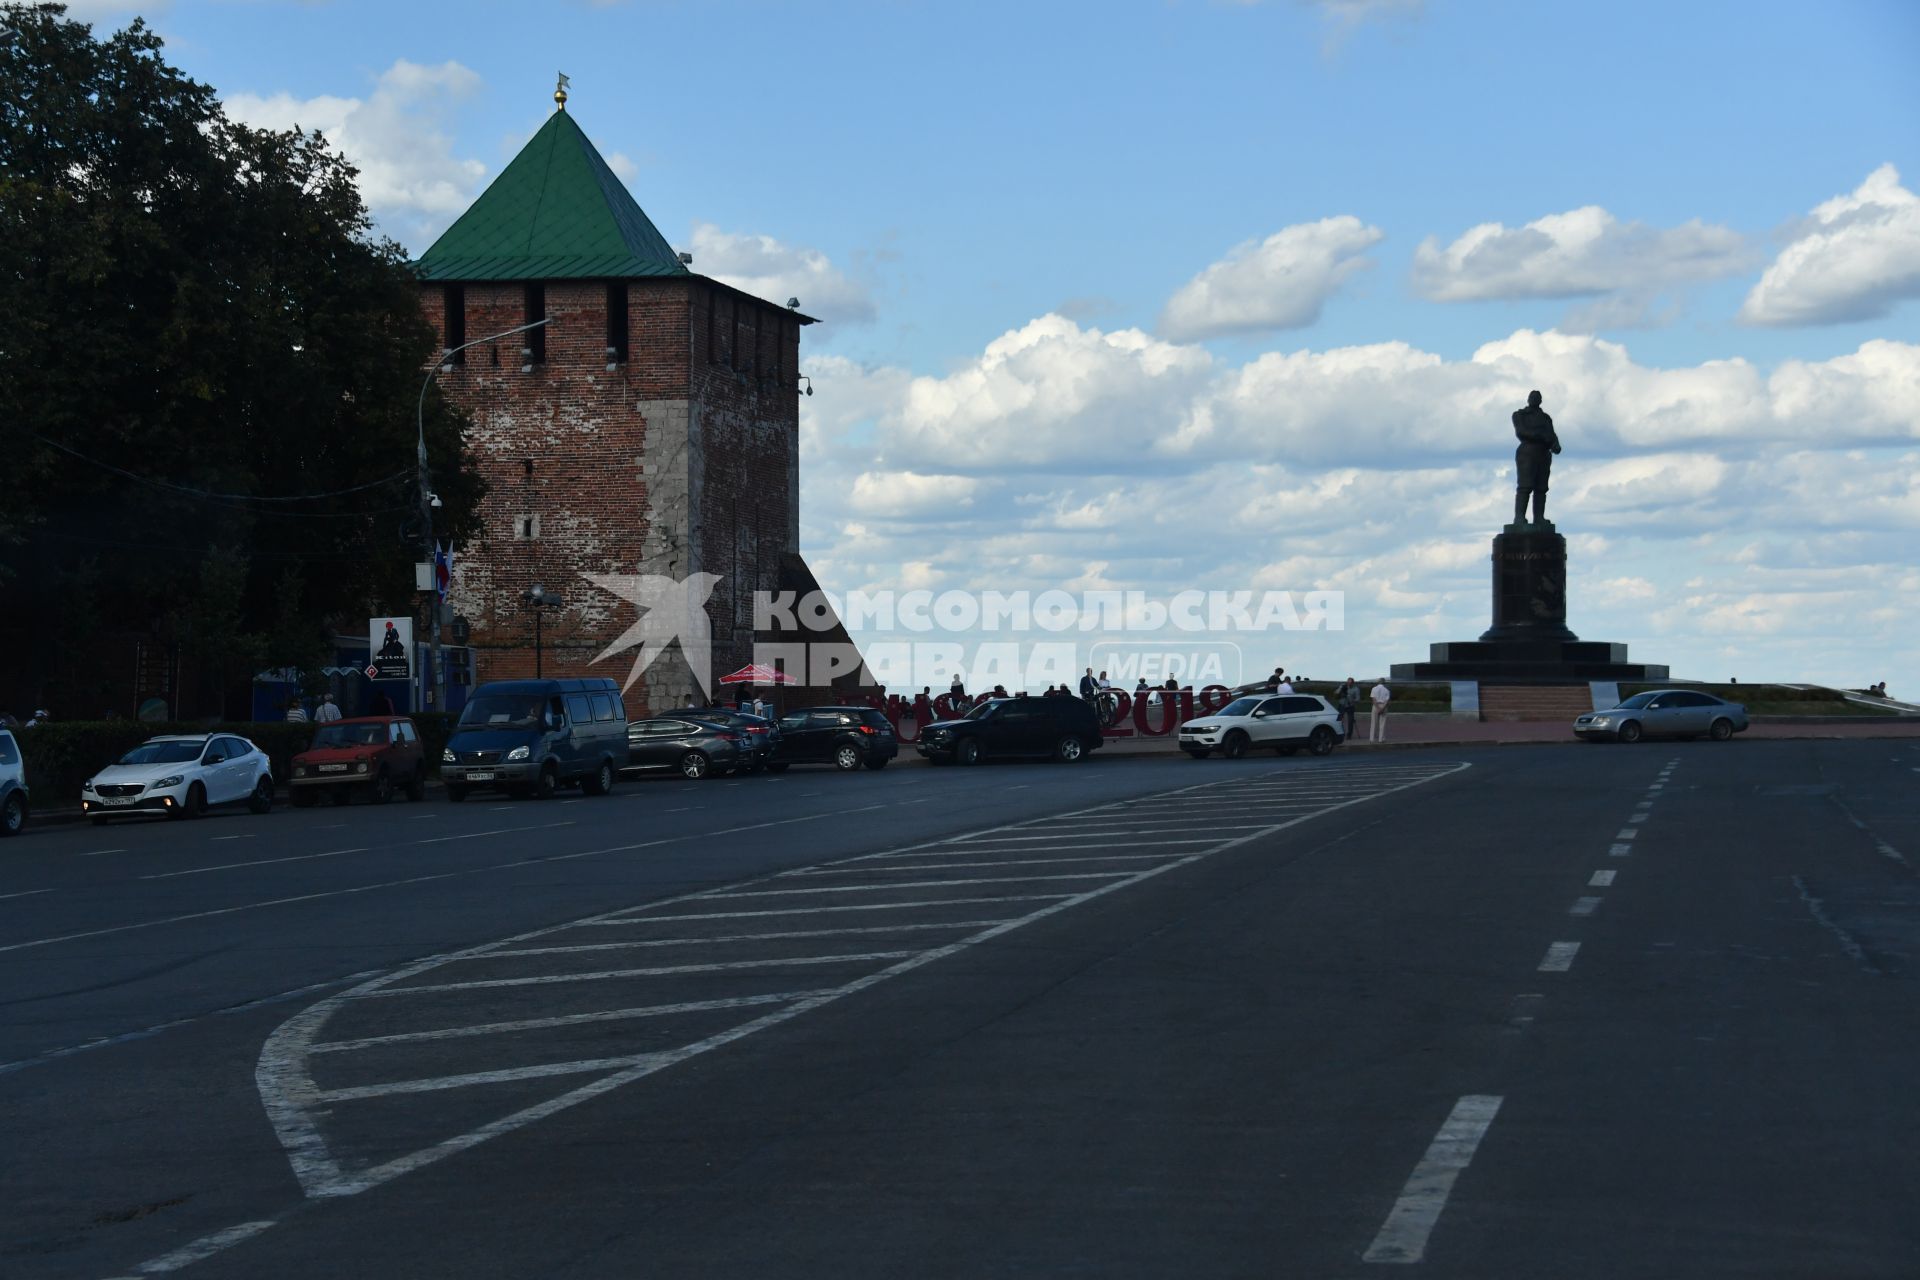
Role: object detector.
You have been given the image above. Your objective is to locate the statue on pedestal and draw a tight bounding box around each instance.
[1510,389,1562,529]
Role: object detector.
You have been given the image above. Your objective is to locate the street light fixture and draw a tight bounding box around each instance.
[521,583,565,678]
[414,316,551,713]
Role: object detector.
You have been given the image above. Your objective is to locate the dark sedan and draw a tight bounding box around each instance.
[624,717,747,779]
[666,707,780,772]
[1574,690,1750,743]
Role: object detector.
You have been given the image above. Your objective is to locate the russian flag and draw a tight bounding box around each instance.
[433,542,453,602]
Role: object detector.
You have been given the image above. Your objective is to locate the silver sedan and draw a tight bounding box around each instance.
[1574,690,1749,743]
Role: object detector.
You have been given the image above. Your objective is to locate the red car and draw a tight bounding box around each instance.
[290,716,428,806]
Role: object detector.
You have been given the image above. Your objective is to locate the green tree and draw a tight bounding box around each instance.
[0,4,482,714]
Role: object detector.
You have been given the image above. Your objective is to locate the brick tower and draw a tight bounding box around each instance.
[415,90,863,712]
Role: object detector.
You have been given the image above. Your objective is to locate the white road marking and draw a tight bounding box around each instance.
[707,871,1135,899]
[591,894,1072,925]
[661,806,691,813]
[0,888,55,901]
[1608,844,1633,857]
[1363,1094,1504,1264]
[1627,813,1648,824]
[318,1055,665,1102]
[784,854,1185,875]
[410,814,439,820]
[1569,896,1601,917]
[895,798,936,806]
[362,950,921,998]
[489,805,514,811]
[1538,941,1581,972]
[129,1219,279,1274]
[1588,870,1616,887]
[78,848,127,857]
[256,760,1475,1201]
[210,834,256,842]
[1615,828,1637,841]
[490,920,1010,960]
[414,820,575,845]
[309,990,841,1054]
[929,832,1214,848]
[142,849,370,881]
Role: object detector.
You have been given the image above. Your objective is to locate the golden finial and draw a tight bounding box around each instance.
[554,72,570,111]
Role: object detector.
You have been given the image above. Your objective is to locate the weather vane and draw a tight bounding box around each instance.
[554,72,570,110]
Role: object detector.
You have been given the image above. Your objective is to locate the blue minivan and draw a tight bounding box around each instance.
[441,678,630,801]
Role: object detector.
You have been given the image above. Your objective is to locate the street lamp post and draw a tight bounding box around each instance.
[521,584,564,679]
[415,317,551,714]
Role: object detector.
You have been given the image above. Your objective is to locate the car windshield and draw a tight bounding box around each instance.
[1618,692,1659,709]
[456,696,544,729]
[312,723,385,748]
[117,740,205,766]
[1220,697,1261,717]
[962,700,1004,720]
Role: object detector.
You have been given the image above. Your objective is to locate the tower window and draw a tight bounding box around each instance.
[524,284,546,365]
[443,284,465,363]
[606,282,629,364]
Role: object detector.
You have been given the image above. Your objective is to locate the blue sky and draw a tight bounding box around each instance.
[75,0,1920,686]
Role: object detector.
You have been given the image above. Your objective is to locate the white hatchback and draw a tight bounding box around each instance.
[1179,693,1344,759]
[82,734,275,824]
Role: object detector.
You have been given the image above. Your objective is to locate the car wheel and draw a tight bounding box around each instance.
[406,770,427,801]
[679,751,710,780]
[834,744,863,771]
[370,771,394,805]
[583,761,615,795]
[291,789,317,808]
[765,762,790,773]
[956,738,981,766]
[248,777,274,814]
[1307,726,1336,757]
[1,793,24,837]
[1054,735,1085,763]
[1184,749,1211,759]
[1222,730,1249,760]
[177,782,207,819]
[864,757,888,771]
[1708,718,1734,741]
[1617,720,1643,744]
[533,765,558,800]
[445,783,468,803]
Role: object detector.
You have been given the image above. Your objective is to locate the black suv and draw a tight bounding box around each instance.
[770,706,898,771]
[918,696,1104,765]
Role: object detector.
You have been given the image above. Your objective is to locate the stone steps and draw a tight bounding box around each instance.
[1478,685,1595,722]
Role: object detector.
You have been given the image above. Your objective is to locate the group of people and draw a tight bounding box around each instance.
[284,694,344,724]
[1263,666,1395,743]
[0,710,52,729]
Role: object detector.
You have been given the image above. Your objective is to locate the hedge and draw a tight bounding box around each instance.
[12,713,461,808]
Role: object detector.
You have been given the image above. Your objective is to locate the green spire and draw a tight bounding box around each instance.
[416,110,688,281]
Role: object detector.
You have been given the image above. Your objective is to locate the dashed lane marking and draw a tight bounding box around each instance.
[0,888,56,901]
[124,1219,279,1274]
[78,848,127,857]
[1615,829,1638,841]
[1569,896,1601,917]
[142,849,370,881]
[1589,870,1616,887]
[1363,1095,1505,1264]
[1538,941,1581,972]
[1609,844,1633,857]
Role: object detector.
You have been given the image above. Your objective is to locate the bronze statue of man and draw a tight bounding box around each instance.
[1511,389,1562,526]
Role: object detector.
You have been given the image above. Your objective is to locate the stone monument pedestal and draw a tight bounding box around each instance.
[1391,522,1667,684]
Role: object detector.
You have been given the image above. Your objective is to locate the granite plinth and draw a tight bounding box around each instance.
[1480,528,1575,643]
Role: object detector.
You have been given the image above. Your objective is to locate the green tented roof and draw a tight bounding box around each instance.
[415,110,689,281]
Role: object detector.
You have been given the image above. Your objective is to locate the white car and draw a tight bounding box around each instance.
[1179,693,1344,759]
[0,728,27,837]
[81,734,275,824]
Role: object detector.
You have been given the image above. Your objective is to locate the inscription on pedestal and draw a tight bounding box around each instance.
[1479,531,1576,643]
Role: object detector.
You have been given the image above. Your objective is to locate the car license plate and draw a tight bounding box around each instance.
[318,764,348,773]
[466,771,495,782]
[99,795,134,806]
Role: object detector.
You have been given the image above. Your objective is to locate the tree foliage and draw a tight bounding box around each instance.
[0,4,482,712]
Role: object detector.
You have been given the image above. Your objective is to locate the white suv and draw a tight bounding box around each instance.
[81,734,275,824]
[1179,693,1344,759]
[0,728,27,837]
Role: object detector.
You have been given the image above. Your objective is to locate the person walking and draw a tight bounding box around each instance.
[1335,677,1360,741]
[1079,667,1098,701]
[314,694,343,723]
[284,697,309,724]
[1369,678,1391,742]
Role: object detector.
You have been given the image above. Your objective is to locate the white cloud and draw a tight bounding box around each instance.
[225,60,487,249]
[1740,164,1920,326]
[1160,216,1383,341]
[689,222,875,325]
[1411,205,1750,329]
[848,471,981,519]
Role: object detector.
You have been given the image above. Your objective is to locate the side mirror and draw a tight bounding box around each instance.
[204,753,224,765]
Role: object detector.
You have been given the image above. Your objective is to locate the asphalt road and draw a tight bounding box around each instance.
[3,739,1917,1278]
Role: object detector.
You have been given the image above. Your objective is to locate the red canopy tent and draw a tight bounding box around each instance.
[717,663,799,686]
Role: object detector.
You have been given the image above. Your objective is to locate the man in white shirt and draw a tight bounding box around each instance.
[1369,679,1391,741]
[1277,676,1295,695]
[314,694,343,723]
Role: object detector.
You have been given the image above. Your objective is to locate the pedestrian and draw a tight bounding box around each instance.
[1135,677,1150,697]
[284,697,309,724]
[26,708,51,727]
[1276,672,1296,695]
[1369,678,1391,742]
[1079,667,1098,700]
[314,694,343,723]
[1335,677,1360,740]
[950,672,966,699]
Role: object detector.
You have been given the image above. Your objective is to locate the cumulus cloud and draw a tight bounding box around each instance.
[690,222,875,325]
[1159,216,1384,341]
[225,60,487,249]
[1740,164,1920,327]
[1411,205,1750,331]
